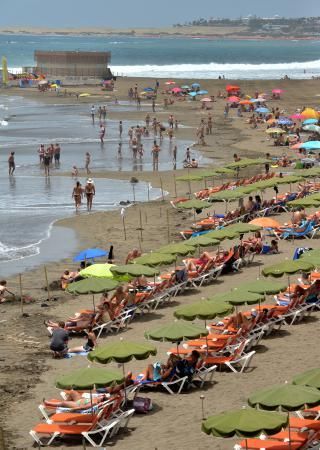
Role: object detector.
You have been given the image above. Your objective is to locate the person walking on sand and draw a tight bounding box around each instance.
[85,178,95,211]
[90,105,95,124]
[99,124,105,144]
[119,121,123,138]
[8,152,15,176]
[72,181,83,210]
[43,149,51,177]
[85,152,91,174]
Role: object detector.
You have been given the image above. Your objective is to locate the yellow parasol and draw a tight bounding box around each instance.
[79,93,91,97]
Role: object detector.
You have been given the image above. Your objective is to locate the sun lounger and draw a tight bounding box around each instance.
[136,374,189,395]
[30,402,135,447]
[238,438,304,449]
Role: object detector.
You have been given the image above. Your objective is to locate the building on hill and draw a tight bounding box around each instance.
[33,50,112,78]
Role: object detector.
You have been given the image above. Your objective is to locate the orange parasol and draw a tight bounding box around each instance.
[226,84,240,92]
[250,218,281,228]
[239,100,252,105]
[301,108,319,119]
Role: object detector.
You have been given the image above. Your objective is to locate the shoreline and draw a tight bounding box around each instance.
[1,77,320,449]
[1,30,320,41]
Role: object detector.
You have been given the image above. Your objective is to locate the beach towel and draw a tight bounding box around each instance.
[64,351,89,358]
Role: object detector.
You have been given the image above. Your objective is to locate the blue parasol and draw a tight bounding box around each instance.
[73,248,107,262]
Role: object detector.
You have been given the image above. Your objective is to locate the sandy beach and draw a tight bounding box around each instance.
[0,77,319,449]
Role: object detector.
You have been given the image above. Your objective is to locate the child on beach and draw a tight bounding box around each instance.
[71,165,79,178]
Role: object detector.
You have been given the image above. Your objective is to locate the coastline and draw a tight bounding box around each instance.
[1,77,320,449]
[1,29,320,41]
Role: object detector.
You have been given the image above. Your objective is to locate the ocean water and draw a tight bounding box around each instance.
[0,175,161,267]
[1,34,320,79]
[1,94,196,267]
[0,95,196,172]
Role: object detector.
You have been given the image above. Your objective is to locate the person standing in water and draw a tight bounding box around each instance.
[54,144,61,168]
[85,179,95,211]
[8,152,15,176]
[85,152,91,174]
[43,149,51,177]
[90,105,95,124]
[72,181,83,210]
[119,121,123,138]
[99,124,105,144]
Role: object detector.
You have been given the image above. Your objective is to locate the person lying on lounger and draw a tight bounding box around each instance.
[44,391,108,409]
[143,354,180,382]
[184,252,214,272]
[45,311,96,333]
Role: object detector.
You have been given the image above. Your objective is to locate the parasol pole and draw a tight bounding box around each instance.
[166,209,170,243]
[122,363,127,404]
[187,168,191,199]
[159,176,164,201]
[173,174,177,198]
[131,183,136,203]
[139,209,144,242]
[92,294,96,313]
[44,266,51,301]
[19,274,24,315]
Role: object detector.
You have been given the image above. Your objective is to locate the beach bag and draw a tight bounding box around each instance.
[133,397,152,414]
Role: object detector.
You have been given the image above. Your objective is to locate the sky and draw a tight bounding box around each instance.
[1,0,320,28]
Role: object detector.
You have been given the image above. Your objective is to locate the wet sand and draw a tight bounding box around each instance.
[1,78,320,449]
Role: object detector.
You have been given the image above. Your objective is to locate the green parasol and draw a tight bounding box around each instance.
[248,383,320,411]
[133,252,176,267]
[262,260,315,278]
[144,321,208,342]
[202,407,288,438]
[276,175,303,185]
[238,279,287,296]
[241,179,277,194]
[292,368,320,389]
[226,158,268,169]
[66,277,119,295]
[174,300,233,321]
[214,167,235,175]
[209,290,264,306]
[177,199,212,210]
[80,264,116,278]
[288,196,320,208]
[209,189,246,203]
[157,242,196,256]
[88,340,157,364]
[88,339,157,403]
[186,236,220,247]
[205,228,239,240]
[295,168,320,178]
[110,264,159,277]
[227,223,262,234]
[56,367,124,390]
[300,249,320,267]
[176,175,204,182]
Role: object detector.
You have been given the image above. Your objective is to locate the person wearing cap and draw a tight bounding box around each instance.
[85,178,95,211]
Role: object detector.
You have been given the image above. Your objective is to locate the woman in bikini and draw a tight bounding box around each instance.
[44,391,107,409]
[72,181,83,210]
[85,179,95,211]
